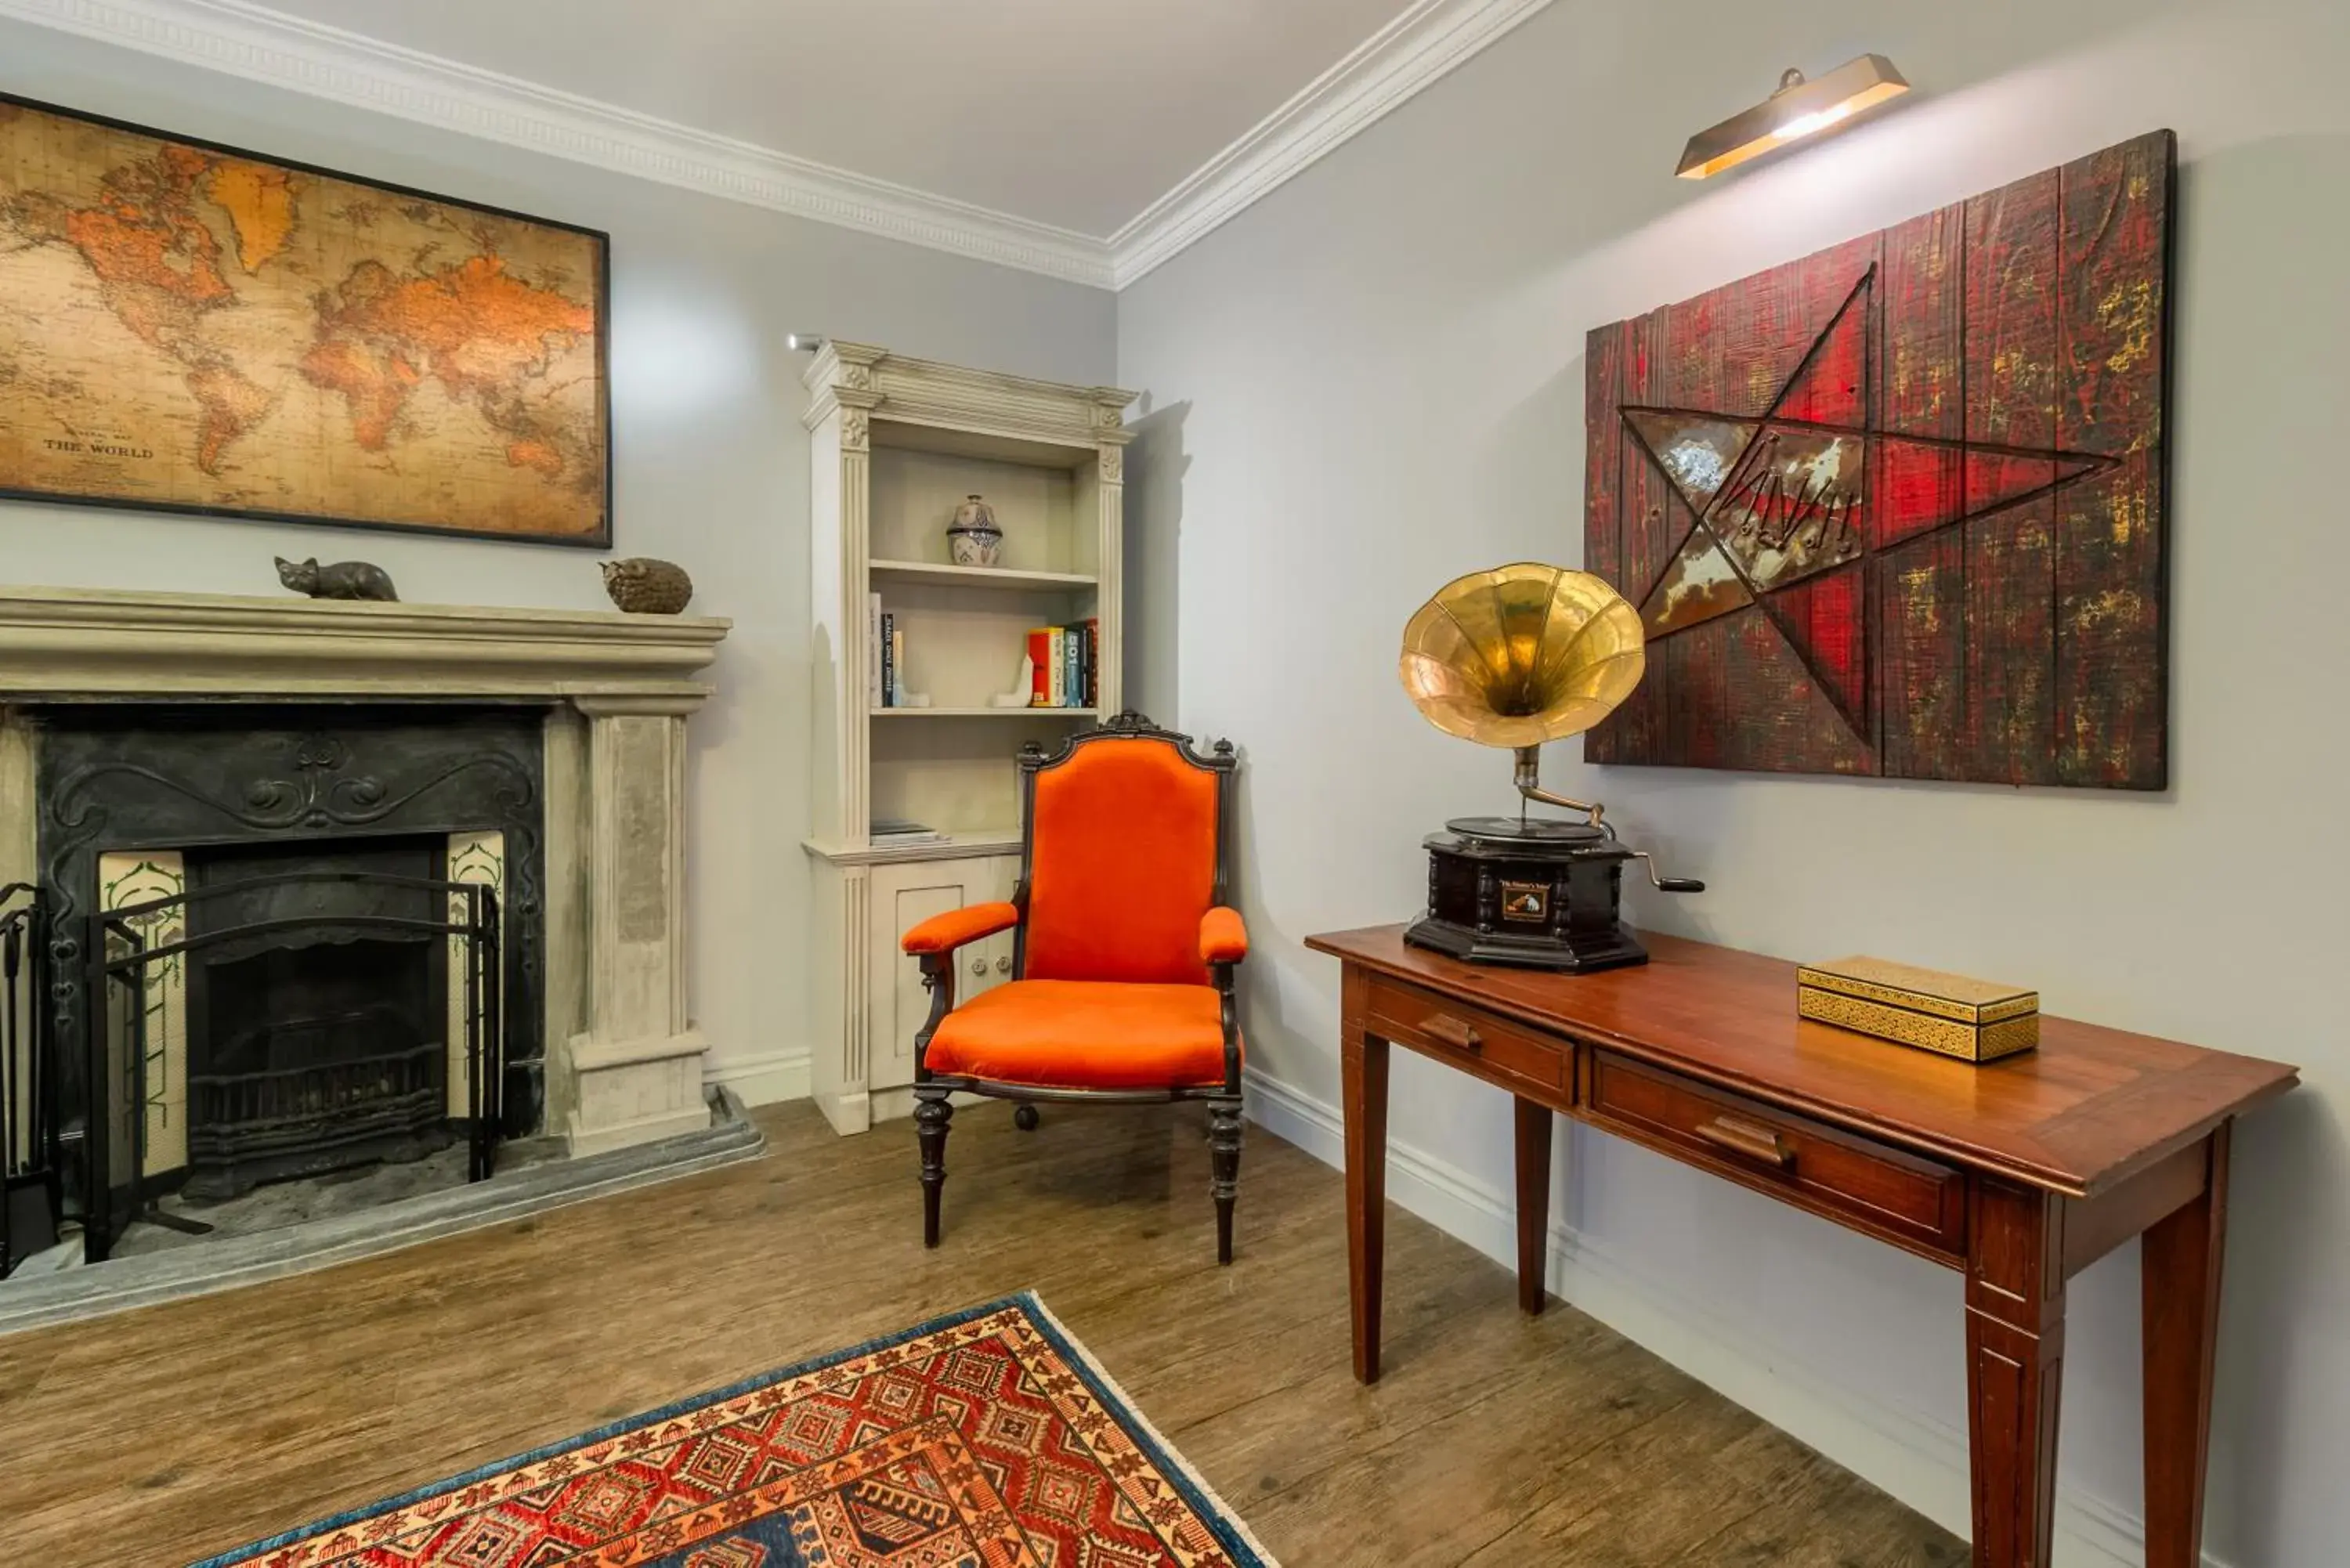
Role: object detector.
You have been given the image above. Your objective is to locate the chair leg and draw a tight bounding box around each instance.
[915,1088,953,1248]
[1208,1097,1243,1265]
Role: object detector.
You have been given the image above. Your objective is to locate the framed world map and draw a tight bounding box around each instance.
[0,92,611,546]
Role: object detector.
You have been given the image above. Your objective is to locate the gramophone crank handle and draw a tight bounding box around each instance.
[1625,851,1705,894]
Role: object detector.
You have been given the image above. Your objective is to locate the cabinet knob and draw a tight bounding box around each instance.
[996,955,1012,973]
[971,956,988,977]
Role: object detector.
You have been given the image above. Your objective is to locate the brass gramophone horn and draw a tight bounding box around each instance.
[1398,562,1645,830]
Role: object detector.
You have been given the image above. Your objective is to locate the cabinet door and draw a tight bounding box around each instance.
[868,858,1007,1090]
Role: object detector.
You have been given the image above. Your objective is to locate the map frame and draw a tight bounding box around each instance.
[0,89,614,549]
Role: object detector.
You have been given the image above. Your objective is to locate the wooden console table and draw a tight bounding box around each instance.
[1306,925,2297,1568]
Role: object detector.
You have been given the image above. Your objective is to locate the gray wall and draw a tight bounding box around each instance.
[0,20,1117,1100]
[1119,0,2348,1559]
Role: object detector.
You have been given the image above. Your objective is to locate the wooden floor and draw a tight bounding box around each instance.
[0,1100,1968,1566]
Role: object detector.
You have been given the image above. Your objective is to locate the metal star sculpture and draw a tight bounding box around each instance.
[1618,265,2114,744]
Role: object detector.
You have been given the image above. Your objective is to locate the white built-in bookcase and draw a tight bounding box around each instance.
[801,341,1134,1133]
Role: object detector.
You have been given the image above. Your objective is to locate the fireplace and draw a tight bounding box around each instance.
[0,587,728,1273]
[32,706,541,1246]
[179,836,454,1201]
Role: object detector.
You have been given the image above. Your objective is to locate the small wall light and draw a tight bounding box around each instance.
[786,333,827,352]
[1676,55,1910,179]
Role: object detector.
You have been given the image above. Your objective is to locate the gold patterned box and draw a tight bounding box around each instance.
[1796,956,2039,1064]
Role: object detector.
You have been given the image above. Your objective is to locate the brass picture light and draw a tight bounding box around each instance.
[1676,55,1911,179]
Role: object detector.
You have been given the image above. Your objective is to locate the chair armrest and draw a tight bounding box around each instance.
[902,901,1019,956]
[1200,905,1249,966]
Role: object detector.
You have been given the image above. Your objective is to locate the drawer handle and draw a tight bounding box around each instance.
[1694,1115,1793,1169]
[1422,1013,1483,1053]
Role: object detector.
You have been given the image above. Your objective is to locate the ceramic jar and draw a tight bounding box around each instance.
[946,494,1003,568]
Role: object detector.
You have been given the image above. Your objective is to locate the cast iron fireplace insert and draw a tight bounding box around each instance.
[179,836,454,1201]
[31,703,546,1261]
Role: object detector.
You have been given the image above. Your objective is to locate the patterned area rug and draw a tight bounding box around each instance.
[193,1293,1275,1567]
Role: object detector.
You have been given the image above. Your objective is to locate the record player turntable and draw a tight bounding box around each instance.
[1397,562,1703,972]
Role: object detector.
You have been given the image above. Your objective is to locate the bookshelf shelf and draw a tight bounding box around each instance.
[870,560,1098,592]
[800,340,1134,1136]
[802,827,1024,867]
[871,706,1099,720]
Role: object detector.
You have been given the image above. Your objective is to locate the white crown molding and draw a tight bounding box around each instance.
[0,0,1554,291]
[0,0,1117,287]
[1106,0,1557,287]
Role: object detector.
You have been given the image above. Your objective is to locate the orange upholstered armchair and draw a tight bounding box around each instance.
[901,711,1247,1262]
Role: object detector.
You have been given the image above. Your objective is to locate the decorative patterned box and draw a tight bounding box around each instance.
[1796,956,2039,1064]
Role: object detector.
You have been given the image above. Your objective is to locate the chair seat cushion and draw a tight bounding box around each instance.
[925,981,1235,1090]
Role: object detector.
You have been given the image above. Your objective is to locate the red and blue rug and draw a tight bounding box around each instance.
[194,1293,1276,1567]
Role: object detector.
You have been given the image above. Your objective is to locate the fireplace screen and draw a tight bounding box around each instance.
[2,884,56,1278]
[79,863,501,1263]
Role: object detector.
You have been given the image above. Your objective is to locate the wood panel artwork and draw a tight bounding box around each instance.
[1584,131,2173,788]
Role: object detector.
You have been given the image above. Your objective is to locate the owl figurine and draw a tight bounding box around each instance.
[601,558,694,615]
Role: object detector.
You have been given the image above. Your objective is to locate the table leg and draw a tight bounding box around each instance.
[2142,1123,2229,1566]
[1965,1177,2066,1567]
[1514,1097,1553,1315]
[1342,967,1389,1385]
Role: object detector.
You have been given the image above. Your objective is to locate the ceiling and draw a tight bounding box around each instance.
[248,0,1423,238]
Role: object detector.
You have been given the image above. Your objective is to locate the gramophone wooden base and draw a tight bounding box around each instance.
[1405,817,1649,974]
[1404,913,1648,973]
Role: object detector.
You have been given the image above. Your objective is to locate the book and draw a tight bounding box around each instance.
[888,620,905,706]
[878,611,895,708]
[1080,617,1099,708]
[867,592,883,708]
[1047,627,1067,706]
[1063,623,1080,709]
[1028,628,1051,706]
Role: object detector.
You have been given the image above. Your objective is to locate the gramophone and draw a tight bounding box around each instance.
[1398,562,1703,972]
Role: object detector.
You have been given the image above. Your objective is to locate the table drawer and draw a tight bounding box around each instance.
[1583,1050,1965,1263]
[1366,978,1568,1097]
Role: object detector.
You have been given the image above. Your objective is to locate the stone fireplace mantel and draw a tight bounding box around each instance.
[0,586,728,701]
[0,587,732,1159]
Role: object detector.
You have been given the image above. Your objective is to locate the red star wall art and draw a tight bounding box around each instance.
[1585,131,2172,788]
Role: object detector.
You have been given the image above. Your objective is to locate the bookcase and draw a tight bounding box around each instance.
[801,341,1135,1133]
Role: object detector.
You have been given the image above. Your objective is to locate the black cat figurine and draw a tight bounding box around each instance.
[275,555,399,602]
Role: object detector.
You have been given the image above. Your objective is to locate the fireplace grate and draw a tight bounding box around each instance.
[187,1034,449,1189]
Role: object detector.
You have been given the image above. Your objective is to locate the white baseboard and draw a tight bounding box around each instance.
[1242,1068,2217,1568]
[703,1046,812,1107]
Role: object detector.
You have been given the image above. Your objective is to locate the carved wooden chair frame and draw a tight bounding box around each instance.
[909,710,1246,1262]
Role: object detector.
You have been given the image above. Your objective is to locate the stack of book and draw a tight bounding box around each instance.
[871,817,949,847]
[1026,620,1099,709]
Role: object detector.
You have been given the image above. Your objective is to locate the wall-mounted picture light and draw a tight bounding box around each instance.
[1676,55,1911,179]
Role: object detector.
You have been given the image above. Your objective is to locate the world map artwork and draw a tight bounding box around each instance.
[0,96,609,544]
